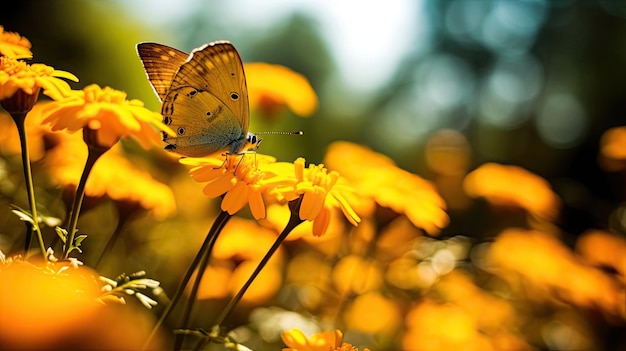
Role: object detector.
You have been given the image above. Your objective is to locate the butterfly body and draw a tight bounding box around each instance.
[137,41,259,157]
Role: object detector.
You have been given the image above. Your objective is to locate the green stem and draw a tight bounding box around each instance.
[63,147,104,260]
[174,210,231,351]
[212,198,304,330]
[14,113,46,260]
[142,211,231,350]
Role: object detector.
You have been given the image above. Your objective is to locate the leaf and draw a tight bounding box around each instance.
[55,227,68,244]
[10,204,62,228]
[10,208,35,225]
[74,234,88,252]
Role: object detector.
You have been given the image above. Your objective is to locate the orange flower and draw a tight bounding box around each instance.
[183,155,360,237]
[181,153,281,219]
[43,131,176,219]
[42,84,174,149]
[463,162,560,221]
[291,157,361,236]
[487,228,624,318]
[282,329,370,351]
[0,26,32,59]
[325,141,448,235]
[245,63,318,120]
[0,56,76,113]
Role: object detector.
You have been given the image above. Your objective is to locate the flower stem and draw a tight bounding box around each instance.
[174,210,231,351]
[14,113,46,260]
[212,198,304,330]
[63,146,104,260]
[142,210,231,351]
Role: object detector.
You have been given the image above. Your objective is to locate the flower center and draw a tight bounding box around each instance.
[0,57,27,75]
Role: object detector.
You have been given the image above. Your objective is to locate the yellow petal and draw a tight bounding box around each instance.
[299,187,325,221]
[203,175,236,198]
[248,188,266,220]
[312,206,331,237]
[221,181,248,215]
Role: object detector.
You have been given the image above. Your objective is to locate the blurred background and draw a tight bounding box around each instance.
[3,0,626,216]
[1,0,626,350]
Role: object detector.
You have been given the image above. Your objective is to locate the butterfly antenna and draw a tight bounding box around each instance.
[255,130,304,136]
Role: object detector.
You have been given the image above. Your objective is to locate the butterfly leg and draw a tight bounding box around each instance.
[213,153,229,170]
[233,152,248,174]
[211,153,249,175]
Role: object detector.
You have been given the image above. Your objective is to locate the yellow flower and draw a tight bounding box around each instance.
[258,158,361,237]
[2,102,176,218]
[291,157,361,236]
[488,228,624,318]
[245,63,318,120]
[0,57,76,113]
[282,329,370,351]
[0,26,32,59]
[463,162,560,221]
[43,131,176,219]
[181,153,281,220]
[42,84,174,149]
[325,141,448,235]
[183,155,359,236]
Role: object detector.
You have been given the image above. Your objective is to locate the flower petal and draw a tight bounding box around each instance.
[203,175,236,198]
[299,187,326,221]
[248,187,266,220]
[312,206,331,237]
[221,181,248,215]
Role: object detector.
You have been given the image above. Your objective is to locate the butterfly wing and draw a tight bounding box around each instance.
[161,41,251,156]
[136,42,189,102]
[162,86,249,156]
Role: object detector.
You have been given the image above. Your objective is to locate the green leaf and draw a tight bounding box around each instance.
[73,234,88,253]
[55,227,68,244]
[10,208,35,225]
[56,227,88,255]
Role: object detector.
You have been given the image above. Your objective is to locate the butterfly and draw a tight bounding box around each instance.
[136,41,260,157]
